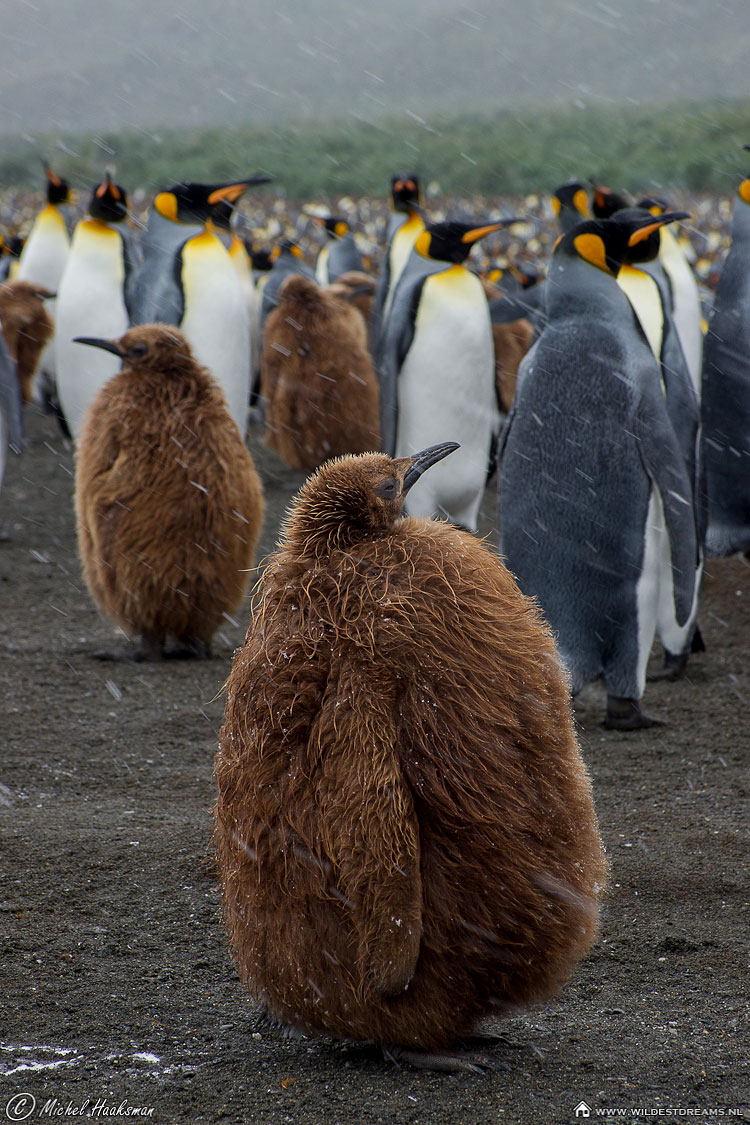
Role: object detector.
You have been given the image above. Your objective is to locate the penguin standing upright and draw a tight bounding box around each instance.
[15,164,72,403]
[73,325,265,661]
[638,197,703,399]
[610,207,704,677]
[129,178,266,436]
[215,444,606,1072]
[370,174,424,359]
[499,214,699,729]
[311,214,364,285]
[55,175,133,442]
[702,161,750,556]
[380,219,511,531]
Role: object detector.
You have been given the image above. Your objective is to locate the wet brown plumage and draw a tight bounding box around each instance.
[493,317,533,412]
[324,269,377,349]
[0,281,54,403]
[260,273,380,471]
[74,324,264,660]
[215,446,607,1064]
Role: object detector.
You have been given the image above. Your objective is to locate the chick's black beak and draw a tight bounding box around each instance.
[402,442,460,494]
[73,336,123,357]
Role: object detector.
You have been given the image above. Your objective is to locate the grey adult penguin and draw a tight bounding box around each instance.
[590,182,631,219]
[610,207,704,679]
[55,175,134,442]
[258,238,317,329]
[498,213,699,730]
[370,174,424,361]
[311,214,365,285]
[638,196,703,400]
[702,159,750,556]
[0,328,23,504]
[380,218,513,532]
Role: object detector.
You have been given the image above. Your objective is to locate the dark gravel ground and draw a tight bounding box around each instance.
[1,406,748,1125]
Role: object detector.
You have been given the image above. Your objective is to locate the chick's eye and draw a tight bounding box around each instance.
[375,477,399,500]
[127,343,148,359]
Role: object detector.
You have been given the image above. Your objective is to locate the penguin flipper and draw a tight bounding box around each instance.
[316,675,422,997]
[377,274,427,457]
[0,337,23,454]
[635,389,699,626]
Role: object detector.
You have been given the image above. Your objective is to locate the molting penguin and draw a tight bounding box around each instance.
[0,281,54,404]
[260,273,380,471]
[499,214,699,730]
[702,160,750,556]
[73,325,264,662]
[215,443,607,1072]
[380,218,513,531]
[55,175,133,442]
[310,214,365,286]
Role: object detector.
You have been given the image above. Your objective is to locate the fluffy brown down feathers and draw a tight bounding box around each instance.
[75,325,264,653]
[261,274,380,471]
[215,451,606,1052]
[0,281,54,402]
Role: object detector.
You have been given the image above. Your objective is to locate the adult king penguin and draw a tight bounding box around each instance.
[609,207,704,678]
[380,218,513,532]
[370,174,424,360]
[130,177,269,436]
[552,180,590,234]
[55,175,133,442]
[638,197,703,400]
[311,214,365,286]
[702,156,750,556]
[215,443,606,1072]
[15,163,72,406]
[499,214,699,730]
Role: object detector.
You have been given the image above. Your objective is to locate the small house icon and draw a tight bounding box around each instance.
[574,1103,591,1119]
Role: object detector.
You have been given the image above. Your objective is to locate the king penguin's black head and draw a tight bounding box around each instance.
[558,211,690,276]
[89,175,128,223]
[43,164,71,206]
[390,174,422,213]
[415,219,512,265]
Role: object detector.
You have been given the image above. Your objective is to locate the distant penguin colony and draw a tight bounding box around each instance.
[215,444,607,1071]
[260,273,380,471]
[74,325,264,661]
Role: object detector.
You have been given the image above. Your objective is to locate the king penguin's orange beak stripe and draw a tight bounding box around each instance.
[461,223,504,244]
[207,184,249,206]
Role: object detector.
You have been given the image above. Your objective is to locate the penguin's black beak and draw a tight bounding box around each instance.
[402,442,460,494]
[73,336,123,358]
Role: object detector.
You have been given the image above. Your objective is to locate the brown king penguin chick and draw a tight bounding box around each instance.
[74,325,265,661]
[0,281,54,403]
[324,269,377,350]
[215,444,607,1072]
[260,273,380,471]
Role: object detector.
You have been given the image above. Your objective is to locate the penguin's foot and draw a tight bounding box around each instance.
[383,1044,504,1074]
[647,650,689,682]
[92,636,165,663]
[163,638,211,660]
[604,696,665,731]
